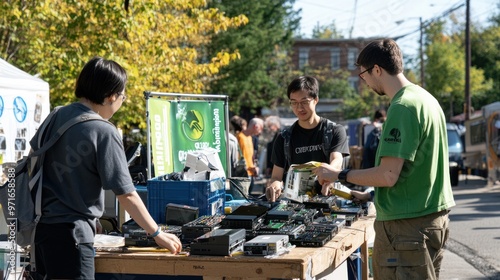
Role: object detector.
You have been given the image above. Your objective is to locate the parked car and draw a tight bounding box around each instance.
[447,123,464,186]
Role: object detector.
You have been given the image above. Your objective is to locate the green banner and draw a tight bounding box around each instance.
[149,99,173,176]
[149,98,227,176]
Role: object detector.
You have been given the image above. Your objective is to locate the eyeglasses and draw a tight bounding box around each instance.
[117,93,127,101]
[358,66,374,80]
[289,99,313,108]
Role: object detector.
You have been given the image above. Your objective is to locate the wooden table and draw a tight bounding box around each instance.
[95,215,375,280]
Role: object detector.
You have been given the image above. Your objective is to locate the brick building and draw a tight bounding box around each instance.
[290,38,379,93]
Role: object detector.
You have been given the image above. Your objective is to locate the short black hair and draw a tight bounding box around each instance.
[374,109,386,121]
[287,76,319,99]
[75,57,127,104]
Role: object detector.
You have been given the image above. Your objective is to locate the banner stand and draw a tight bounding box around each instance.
[144,91,230,179]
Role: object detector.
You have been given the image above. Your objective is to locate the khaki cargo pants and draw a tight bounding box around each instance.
[372,210,450,280]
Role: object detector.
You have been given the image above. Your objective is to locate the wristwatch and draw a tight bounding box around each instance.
[338,169,351,185]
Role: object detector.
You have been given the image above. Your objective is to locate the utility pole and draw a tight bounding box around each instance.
[465,0,471,120]
[419,17,425,88]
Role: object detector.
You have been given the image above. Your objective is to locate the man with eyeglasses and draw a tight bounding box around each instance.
[313,39,455,280]
[265,76,349,202]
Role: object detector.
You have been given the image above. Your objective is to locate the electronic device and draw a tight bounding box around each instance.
[181,214,225,242]
[221,204,268,230]
[123,225,182,247]
[331,207,364,224]
[190,228,246,256]
[221,215,264,230]
[290,208,317,225]
[230,204,269,216]
[290,231,332,247]
[303,195,337,211]
[243,235,289,256]
[165,203,199,225]
[305,223,338,239]
[329,217,346,231]
[255,223,306,240]
[258,221,287,232]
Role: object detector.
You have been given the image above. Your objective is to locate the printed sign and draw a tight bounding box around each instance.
[149,98,227,177]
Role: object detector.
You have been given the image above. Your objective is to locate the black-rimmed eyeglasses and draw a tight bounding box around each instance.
[358,66,374,80]
[289,99,313,109]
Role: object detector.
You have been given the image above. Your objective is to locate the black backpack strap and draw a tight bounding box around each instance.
[322,119,349,169]
[31,112,110,157]
[322,119,336,159]
[281,121,297,170]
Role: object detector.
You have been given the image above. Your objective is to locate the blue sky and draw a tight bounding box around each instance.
[293,0,497,59]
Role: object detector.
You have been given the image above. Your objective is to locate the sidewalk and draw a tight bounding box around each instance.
[440,249,486,279]
[367,250,485,280]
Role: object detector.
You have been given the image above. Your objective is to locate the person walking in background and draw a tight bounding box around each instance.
[227,129,240,177]
[265,76,349,202]
[232,116,263,194]
[362,109,386,169]
[31,57,182,280]
[264,115,281,178]
[313,39,455,279]
[231,116,258,177]
[228,115,248,178]
[250,117,264,178]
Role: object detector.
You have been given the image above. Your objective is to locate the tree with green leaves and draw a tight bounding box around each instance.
[424,19,491,118]
[205,0,300,115]
[0,0,248,134]
[470,12,500,107]
[311,21,344,39]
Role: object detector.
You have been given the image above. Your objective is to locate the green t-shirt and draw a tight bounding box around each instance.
[374,84,456,221]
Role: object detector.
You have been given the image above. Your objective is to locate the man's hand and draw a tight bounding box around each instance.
[312,163,340,186]
[265,180,282,202]
[321,182,334,196]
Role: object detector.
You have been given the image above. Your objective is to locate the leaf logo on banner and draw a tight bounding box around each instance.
[182,110,204,141]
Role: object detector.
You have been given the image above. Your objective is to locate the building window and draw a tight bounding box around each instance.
[348,76,359,92]
[347,48,357,70]
[330,48,340,70]
[299,48,309,69]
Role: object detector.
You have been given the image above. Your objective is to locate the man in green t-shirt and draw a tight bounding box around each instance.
[313,39,455,280]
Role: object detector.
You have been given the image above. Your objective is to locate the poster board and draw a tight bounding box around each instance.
[145,92,230,178]
[0,58,50,172]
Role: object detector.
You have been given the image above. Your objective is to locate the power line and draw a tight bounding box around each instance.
[392,1,465,41]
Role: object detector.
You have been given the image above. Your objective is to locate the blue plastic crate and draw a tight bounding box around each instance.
[136,185,148,208]
[147,177,225,224]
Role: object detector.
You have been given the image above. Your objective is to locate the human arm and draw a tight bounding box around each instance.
[265,165,285,202]
[320,151,344,195]
[351,189,373,203]
[329,151,344,169]
[313,156,405,187]
[116,191,182,254]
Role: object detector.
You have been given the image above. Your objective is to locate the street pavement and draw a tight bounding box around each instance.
[367,175,498,280]
[440,249,486,279]
[438,175,500,280]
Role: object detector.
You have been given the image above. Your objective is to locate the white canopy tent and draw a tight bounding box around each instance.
[0,58,50,165]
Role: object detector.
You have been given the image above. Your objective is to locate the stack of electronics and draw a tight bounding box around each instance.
[122,220,182,247]
[120,193,365,256]
[182,214,226,243]
[123,203,199,247]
